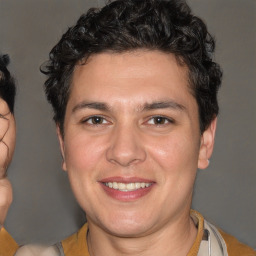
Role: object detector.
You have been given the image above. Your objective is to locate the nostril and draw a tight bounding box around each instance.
[106,146,146,167]
[106,127,146,166]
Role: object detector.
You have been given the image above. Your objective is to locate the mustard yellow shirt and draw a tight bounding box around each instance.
[1,210,255,256]
[61,210,255,256]
[0,227,19,256]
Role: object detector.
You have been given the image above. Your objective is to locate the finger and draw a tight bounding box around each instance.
[0,141,8,178]
[0,178,12,226]
[0,117,9,141]
[0,99,11,179]
[0,98,10,116]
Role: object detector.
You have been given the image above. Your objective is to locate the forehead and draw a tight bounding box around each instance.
[69,50,192,105]
[74,50,189,81]
[68,51,195,114]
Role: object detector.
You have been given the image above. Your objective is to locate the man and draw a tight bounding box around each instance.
[1,0,255,255]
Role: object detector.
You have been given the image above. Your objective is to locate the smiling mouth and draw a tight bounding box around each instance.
[104,182,153,192]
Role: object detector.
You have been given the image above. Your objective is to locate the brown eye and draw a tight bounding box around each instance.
[153,117,166,124]
[147,116,173,126]
[91,116,104,124]
[83,116,108,125]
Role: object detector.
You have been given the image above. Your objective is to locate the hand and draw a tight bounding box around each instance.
[0,98,16,227]
[15,245,61,256]
[0,178,12,227]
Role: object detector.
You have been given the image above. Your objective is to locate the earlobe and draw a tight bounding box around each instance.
[198,117,217,170]
[56,125,67,171]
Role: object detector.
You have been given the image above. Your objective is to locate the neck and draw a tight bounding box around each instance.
[87,210,197,256]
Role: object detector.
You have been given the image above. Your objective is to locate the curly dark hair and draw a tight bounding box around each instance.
[42,0,222,135]
[0,54,16,113]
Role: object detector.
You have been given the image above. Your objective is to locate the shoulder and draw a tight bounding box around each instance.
[61,223,89,256]
[218,228,256,256]
[204,219,255,256]
[191,211,255,256]
[0,227,19,256]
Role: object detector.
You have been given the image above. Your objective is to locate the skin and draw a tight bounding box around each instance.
[0,98,16,227]
[58,50,216,256]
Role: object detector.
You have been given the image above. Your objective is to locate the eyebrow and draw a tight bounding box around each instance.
[142,101,186,112]
[72,102,110,113]
[72,100,186,113]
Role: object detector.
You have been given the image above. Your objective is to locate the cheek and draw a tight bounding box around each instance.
[63,135,105,210]
[147,132,200,201]
[148,134,200,171]
[64,134,106,176]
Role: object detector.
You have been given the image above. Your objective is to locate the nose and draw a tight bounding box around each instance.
[106,124,146,167]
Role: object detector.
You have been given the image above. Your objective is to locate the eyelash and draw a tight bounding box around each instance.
[81,116,110,125]
[81,115,174,126]
[146,116,174,126]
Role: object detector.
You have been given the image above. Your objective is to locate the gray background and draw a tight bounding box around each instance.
[0,0,255,249]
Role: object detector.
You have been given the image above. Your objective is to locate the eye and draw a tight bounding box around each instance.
[147,116,173,125]
[82,116,109,125]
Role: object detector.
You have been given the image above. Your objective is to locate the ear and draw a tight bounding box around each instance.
[198,117,217,169]
[56,125,67,171]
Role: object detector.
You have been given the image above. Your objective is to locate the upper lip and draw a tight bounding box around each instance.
[99,176,154,183]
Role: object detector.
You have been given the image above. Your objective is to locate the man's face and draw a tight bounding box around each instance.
[58,50,216,237]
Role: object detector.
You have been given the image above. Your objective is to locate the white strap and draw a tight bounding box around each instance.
[197,220,228,256]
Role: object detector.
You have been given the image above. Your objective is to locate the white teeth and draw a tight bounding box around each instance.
[105,182,152,191]
[118,183,126,190]
[135,182,141,189]
[126,183,135,190]
[113,182,118,189]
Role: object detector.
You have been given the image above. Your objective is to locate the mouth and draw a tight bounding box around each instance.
[103,182,152,192]
[99,177,155,201]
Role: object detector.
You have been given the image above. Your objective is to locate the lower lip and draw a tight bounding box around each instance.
[100,183,155,201]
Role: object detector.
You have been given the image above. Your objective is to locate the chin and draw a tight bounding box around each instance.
[96,212,156,238]
[106,223,150,238]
